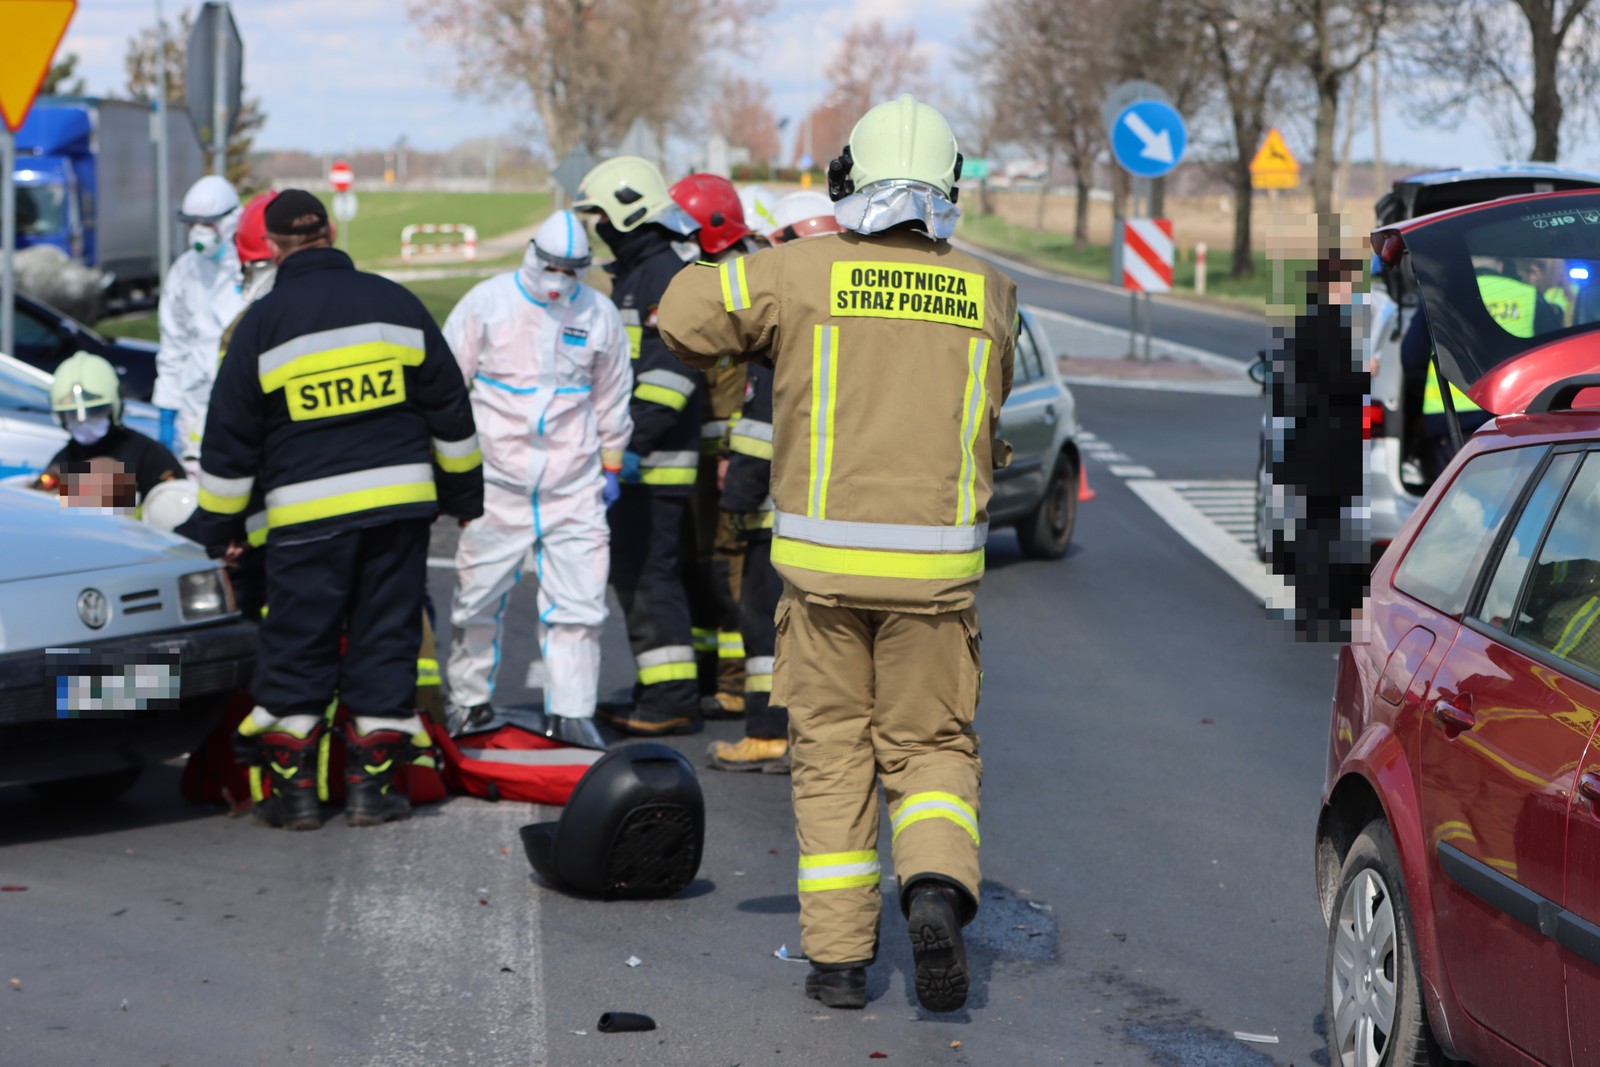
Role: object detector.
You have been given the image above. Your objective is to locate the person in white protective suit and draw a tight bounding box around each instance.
[443,209,634,750]
[153,175,247,477]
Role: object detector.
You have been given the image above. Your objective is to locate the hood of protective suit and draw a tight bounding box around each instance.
[835,179,961,241]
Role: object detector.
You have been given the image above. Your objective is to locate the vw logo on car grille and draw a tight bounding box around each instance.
[77,589,109,629]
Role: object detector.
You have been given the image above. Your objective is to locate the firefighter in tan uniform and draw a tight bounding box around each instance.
[660,95,1015,1013]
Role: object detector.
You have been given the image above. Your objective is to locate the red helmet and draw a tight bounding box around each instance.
[669,173,749,255]
[235,191,278,264]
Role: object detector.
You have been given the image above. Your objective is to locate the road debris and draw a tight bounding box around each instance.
[598,1011,656,1033]
[119,999,128,1011]
[1,886,27,891]
[950,1040,961,1049]
[9,978,20,992]
[773,944,809,963]
[625,955,642,968]
[1233,1031,1280,1044]
[1026,901,1052,912]
[870,1054,888,1059]
[569,1029,588,1036]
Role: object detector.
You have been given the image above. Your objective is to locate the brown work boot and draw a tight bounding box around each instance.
[596,703,703,736]
[701,691,746,719]
[706,735,786,772]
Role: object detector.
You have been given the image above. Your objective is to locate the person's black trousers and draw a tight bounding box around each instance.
[253,519,429,720]
[609,486,701,717]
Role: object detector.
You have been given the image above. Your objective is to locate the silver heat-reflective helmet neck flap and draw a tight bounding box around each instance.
[834,179,961,241]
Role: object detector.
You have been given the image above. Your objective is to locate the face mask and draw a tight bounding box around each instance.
[190,224,224,259]
[66,411,112,446]
[539,268,578,304]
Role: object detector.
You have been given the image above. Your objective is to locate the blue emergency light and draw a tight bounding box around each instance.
[1571,266,1591,282]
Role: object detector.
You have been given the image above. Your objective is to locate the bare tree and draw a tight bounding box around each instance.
[796,21,928,166]
[124,10,266,191]
[41,52,85,96]
[966,0,1111,242]
[1199,0,1294,278]
[1283,0,1393,211]
[709,76,780,166]
[412,0,768,159]
[1403,0,1600,160]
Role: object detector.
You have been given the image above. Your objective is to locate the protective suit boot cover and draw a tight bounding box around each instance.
[520,742,704,898]
[344,726,414,828]
[238,725,324,831]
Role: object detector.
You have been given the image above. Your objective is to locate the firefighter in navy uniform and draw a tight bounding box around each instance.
[660,96,1016,1013]
[571,157,708,736]
[179,190,483,831]
[669,172,759,718]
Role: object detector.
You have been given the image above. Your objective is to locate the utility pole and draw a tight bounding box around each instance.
[1371,54,1384,196]
[155,0,171,275]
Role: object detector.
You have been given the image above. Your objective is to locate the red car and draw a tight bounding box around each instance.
[1319,189,1600,1067]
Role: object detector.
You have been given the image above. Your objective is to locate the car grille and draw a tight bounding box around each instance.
[121,589,162,616]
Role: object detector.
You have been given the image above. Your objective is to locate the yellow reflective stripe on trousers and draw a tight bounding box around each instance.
[265,463,438,528]
[957,336,992,526]
[692,627,718,653]
[197,471,254,515]
[637,644,697,685]
[772,536,985,581]
[717,631,745,659]
[745,655,774,693]
[417,657,441,687]
[808,325,839,518]
[721,257,751,312]
[1555,596,1600,658]
[257,323,427,393]
[797,849,880,892]
[892,791,979,845]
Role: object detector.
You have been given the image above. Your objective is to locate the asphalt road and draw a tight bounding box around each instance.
[0,271,1341,1066]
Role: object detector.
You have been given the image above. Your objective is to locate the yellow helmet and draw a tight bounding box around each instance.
[50,351,123,423]
[827,94,963,203]
[573,156,676,233]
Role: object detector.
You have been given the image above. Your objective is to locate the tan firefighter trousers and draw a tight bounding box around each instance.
[773,591,982,966]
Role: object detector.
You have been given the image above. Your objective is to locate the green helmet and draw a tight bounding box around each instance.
[827,94,963,203]
[573,156,676,233]
[50,351,123,424]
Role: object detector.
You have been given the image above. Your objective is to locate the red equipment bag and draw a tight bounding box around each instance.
[429,718,604,806]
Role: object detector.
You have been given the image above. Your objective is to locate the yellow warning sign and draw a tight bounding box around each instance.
[0,1,77,133]
[1249,127,1300,190]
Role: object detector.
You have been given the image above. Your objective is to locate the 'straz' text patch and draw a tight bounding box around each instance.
[288,359,406,421]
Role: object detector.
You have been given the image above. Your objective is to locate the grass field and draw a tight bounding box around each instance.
[314,189,551,268]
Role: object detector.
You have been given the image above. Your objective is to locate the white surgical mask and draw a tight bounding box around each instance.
[539,268,578,304]
[190,224,224,259]
[66,412,112,446]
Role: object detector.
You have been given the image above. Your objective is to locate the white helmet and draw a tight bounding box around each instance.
[769,191,842,243]
[140,478,198,533]
[532,210,591,270]
[738,185,780,237]
[178,175,241,223]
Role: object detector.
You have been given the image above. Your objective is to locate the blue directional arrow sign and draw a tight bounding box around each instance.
[1111,100,1187,179]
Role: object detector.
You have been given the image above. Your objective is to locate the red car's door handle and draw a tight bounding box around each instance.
[1432,702,1476,733]
[1579,773,1600,805]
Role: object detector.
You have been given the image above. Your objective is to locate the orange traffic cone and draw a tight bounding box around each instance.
[1078,464,1096,502]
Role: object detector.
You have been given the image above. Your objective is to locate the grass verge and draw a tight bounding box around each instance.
[312,190,552,268]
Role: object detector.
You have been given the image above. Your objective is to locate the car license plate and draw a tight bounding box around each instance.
[45,649,181,719]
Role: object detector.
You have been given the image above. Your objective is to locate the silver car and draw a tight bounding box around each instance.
[0,486,256,800]
[991,308,1081,560]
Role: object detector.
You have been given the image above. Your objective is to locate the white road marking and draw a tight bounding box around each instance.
[1060,374,1259,397]
[1108,464,1156,478]
[322,801,549,1066]
[1127,479,1290,609]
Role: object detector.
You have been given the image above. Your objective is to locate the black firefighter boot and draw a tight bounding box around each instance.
[905,878,973,1013]
[234,715,325,832]
[343,721,416,828]
[804,961,868,1009]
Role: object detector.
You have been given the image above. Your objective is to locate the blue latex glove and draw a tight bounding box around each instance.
[158,408,178,452]
[602,469,622,508]
[620,450,643,485]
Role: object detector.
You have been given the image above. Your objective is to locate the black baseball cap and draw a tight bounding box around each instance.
[264,189,329,236]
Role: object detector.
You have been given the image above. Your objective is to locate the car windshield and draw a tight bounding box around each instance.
[0,360,53,415]
[1403,191,1600,390]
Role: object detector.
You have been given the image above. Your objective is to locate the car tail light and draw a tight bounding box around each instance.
[1363,402,1385,440]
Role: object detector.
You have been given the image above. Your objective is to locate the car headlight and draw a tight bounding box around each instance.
[178,569,235,621]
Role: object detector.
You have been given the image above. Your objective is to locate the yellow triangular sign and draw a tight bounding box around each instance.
[0,0,78,133]
[1249,127,1299,189]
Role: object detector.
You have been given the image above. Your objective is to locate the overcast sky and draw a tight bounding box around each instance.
[52,0,1590,173]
